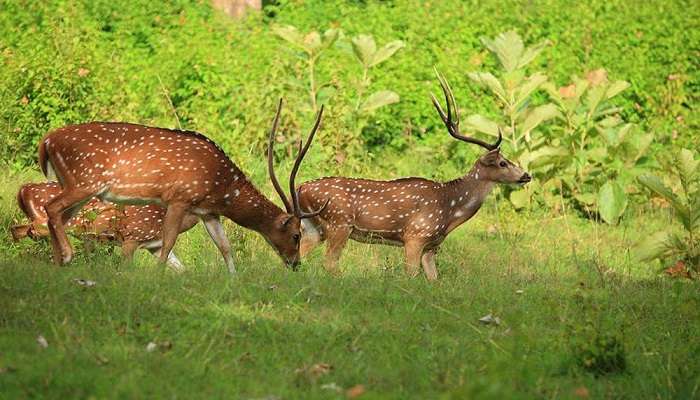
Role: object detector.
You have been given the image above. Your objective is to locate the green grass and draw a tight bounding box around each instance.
[1,172,699,399]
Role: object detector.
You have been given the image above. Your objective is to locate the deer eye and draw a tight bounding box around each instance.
[499,161,507,168]
[292,233,300,243]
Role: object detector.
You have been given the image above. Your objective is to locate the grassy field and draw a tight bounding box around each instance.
[1,172,698,399]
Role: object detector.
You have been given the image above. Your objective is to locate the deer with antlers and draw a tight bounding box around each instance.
[11,181,198,269]
[297,72,531,280]
[37,99,325,271]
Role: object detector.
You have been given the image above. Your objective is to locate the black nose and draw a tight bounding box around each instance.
[518,173,532,183]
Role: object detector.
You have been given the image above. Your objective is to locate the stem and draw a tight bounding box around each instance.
[308,56,317,113]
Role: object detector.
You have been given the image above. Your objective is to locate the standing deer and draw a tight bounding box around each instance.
[11,181,198,270]
[38,99,326,272]
[297,72,531,280]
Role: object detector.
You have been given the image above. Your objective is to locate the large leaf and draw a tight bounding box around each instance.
[515,73,548,109]
[598,181,628,224]
[351,35,376,67]
[272,25,305,49]
[519,103,559,139]
[480,31,524,73]
[605,80,630,99]
[360,90,399,112]
[516,39,549,69]
[468,72,507,103]
[678,148,699,186]
[303,31,322,53]
[509,190,529,210]
[320,29,340,51]
[369,40,404,67]
[634,231,675,261]
[464,114,500,137]
[638,175,687,220]
[526,145,570,169]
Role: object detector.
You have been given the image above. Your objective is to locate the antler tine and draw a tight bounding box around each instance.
[267,98,293,213]
[289,105,325,218]
[431,68,502,151]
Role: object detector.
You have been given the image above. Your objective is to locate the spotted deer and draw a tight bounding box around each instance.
[11,181,198,270]
[297,72,531,280]
[38,99,326,271]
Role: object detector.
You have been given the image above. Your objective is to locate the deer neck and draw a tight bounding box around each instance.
[222,182,285,234]
[443,164,495,233]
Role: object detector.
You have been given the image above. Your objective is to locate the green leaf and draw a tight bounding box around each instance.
[598,181,628,224]
[360,90,399,113]
[678,148,699,184]
[515,73,548,109]
[272,25,305,49]
[574,192,597,207]
[634,231,674,261]
[320,29,340,51]
[509,190,529,210]
[526,146,570,169]
[464,114,500,137]
[467,72,507,103]
[516,39,549,69]
[369,40,404,67]
[519,103,559,139]
[638,175,684,212]
[480,30,524,73]
[303,31,322,53]
[605,80,630,99]
[351,35,376,67]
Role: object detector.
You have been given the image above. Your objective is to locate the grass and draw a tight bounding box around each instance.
[1,172,699,399]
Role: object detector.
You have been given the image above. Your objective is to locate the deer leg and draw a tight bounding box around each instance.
[158,202,188,266]
[323,227,351,274]
[146,247,185,272]
[10,224,31,241]
[45,187,96,265]
[403,241,426,278]
[120,240,139,263]
[421,249,439,281]
[202,215,235,274]
[299,218,323,258]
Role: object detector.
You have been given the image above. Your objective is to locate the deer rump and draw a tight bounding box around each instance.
[11,181,198,267]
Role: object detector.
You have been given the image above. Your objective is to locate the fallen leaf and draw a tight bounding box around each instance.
[559,83,577,98]
[296,362,333,383]
[73,278,97,287]
[515,289,524,295]
[585,68,607,86]
[346,384,365,398]
[146,342,157,352]
[95,354,109,365]
[320,382,343,392]
[664,260,692,279]
[20,96,29,105]
[268,284,278,291]
[573,386,589,398]
[37,335,48,348]
[478,314,501,326]
[486,224,499,235]
[77,68,90,77]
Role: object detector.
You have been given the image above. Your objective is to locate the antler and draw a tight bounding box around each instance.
[268,98,293,214]
[430,68,502,151]
[289,106,328,218]
[267,99,328,218]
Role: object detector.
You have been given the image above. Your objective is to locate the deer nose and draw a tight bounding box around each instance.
[518,173,532,183]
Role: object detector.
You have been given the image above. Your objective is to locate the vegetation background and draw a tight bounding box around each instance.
[0,0,698,398]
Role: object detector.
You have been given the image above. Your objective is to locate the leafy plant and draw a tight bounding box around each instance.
[636,148,699,273]
[538,69,653,223]
[272,25,340,113]
[572,325,627,376]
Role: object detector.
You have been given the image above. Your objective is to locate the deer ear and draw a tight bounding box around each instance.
[481,149,500,165]
[281,215,294,227]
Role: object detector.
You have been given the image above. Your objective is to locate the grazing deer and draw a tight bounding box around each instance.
[38,99,326,271]
[297,72,531,280]
[10,181,198,270]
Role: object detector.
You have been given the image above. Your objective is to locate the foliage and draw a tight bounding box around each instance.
[636,148,700,272]
[466,31,654,222]
[572,323,627,376]
[0,0,696,181]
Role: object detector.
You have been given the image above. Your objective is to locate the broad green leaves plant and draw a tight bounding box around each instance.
[272,25,339,112]
[636,148,699,272]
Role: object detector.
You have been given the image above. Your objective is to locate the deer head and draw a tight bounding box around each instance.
[431,70,531,186]
[266,99,328,268]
